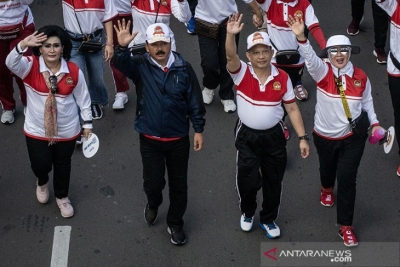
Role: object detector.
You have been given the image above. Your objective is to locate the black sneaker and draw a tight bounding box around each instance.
[167,227,186,245]
[91,104,103,120]
[144,204,158,225]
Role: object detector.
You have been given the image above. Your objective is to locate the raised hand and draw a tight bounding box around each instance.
[113,19,138,47]
[286,15,306,41]
[226,12,244,35]
[20,31,47,50]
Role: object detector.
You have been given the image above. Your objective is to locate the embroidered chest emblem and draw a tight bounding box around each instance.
[354,80,361,87]
[294,10,303,20]
[273,82,282,90]
[66,77,74,85]
[161,0,168,6]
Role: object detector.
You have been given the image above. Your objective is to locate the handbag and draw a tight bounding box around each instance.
[78,41,103,53]
[194,18,219,40]
[131,1,161,55]
[72,0,103,53]
[335,77,370,138]
[0,11,28,40]
[271,40,300,65]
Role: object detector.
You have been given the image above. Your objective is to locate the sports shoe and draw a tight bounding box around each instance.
[373,47,387,64]
[36,181,49,204]
[339,226,358,247]
[397,165,400,177]
[202,88,214,104]
[320,186,334,207]
[56,197,74,218]
[144,204,158,225]
[185,16,196,35]
[1,109,15,124]
[347,17,363,36]
[294,83,308,100]
[240,214,254,232]
[91,104,103,120]
[112,92,128,110]
[260,221,281,239]
[221,99,236,113]
[167,227,186,245]
[283,125,290,140]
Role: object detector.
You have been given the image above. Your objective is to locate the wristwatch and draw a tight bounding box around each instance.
[298,134,309,141]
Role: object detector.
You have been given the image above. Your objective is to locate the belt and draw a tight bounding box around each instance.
[67,29,102,42]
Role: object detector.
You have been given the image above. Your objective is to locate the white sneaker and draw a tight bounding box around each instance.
[202,88,214,104]
[221,100,236,113]
[240,214,254,232]
[1,109,15,124]
[112,92,128,110]
[260,221,281,239]
[56,197,74,218]
[36,181,49,204]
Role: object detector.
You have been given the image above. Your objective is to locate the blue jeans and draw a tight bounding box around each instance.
[68,30,108,106]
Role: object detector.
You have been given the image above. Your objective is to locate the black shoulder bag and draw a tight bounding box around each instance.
[335,77,370,138]
[271,40,300,65]
[72,0,103,53]
[130,1,161,55]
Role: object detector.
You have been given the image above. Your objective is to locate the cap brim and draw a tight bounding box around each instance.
[147,38,171,44]
[319,45,361,58]
[247,43,272,51]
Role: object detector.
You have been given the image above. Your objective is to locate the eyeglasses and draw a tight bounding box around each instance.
[328,47,351,55]
[49,75,58,94]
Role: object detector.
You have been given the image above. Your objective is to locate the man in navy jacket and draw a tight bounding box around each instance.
[113,20,205,246]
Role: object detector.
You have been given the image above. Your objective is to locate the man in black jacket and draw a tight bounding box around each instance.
[113,20,206,246]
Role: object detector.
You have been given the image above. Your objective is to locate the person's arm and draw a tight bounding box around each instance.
[226,12,243,73]
[6,31,47,79]
[284,101,310,159]
[171,0,192,23]
[104,20,114,62]
[247,0,263,27]
[73,70,93,140]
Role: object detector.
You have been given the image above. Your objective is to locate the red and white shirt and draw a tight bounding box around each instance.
[62,0,117,34]
[376,0,400,76]
[298,39,379,139]
[256,0,326,66]
[130,0,191,51]
[195,0,254,24]
[229,61,295,130]
[115,0,131,15]
[0,0,34,27]
[6,43,92,141]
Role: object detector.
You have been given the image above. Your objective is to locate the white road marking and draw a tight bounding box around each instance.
[50,226,71,267]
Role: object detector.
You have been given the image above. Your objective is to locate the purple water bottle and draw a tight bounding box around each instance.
[368,128,385,144]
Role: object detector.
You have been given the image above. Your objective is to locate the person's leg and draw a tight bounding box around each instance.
[185,0,197,34]
[372,0,389,63]
[347,0,365,35]
[165,136,190,229]
[336,134,367,226]
[110,15,132,109]
[25,136,52,186]
[52,140,76,199]
[388,75,400,155]
[140,135,167,209]
[0,39,15,113]
[217,24,235,101]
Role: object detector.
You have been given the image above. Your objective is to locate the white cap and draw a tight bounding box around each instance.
[246,31,272,50]
[146,23,171,44]
[319,35,360,58]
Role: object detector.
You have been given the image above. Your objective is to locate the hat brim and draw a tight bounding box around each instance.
[147,37,171,44]
[319,45,361,58]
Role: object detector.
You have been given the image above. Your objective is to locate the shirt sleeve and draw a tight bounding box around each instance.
[103,0,118,22]
[5,42,33,80]
[299,39,329,83]
[73,70,93,128]
[171,0,191,23]
[362,78,379,126]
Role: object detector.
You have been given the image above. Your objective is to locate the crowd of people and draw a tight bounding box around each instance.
[1,0,399,247]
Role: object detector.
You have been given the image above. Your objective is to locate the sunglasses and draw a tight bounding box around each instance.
[49,75,58,94]
[328,47,351,55]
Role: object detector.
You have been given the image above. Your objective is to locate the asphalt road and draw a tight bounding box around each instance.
[1,1,399,266]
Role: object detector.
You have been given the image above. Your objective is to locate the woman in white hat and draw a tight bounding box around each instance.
[287,15,383,247]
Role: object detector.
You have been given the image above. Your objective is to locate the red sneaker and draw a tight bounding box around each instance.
[339,226,358,247]
[320,186,334,207]
[397,165,400,177]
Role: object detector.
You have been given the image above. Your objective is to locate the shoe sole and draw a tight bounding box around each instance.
[1,118,14,124]
[320,201,334,207]
[112,99,128,110]
[346,30,359,36]
[167,227,186,245]
[338,232,358,247]
[60,211,74,218]
[260,223,280,239]
[397,171,400,177]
